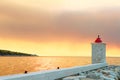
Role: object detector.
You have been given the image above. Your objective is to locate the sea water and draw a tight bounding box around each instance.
[0,57,119,76]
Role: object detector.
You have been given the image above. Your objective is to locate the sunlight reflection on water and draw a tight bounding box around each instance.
[0,57,119,76]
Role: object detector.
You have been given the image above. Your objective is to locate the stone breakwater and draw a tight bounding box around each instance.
[63,65,120,80]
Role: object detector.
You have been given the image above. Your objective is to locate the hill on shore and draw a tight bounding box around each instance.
[0,50,38,56]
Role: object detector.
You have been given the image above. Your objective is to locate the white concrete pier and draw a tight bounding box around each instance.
[0,63,107,80]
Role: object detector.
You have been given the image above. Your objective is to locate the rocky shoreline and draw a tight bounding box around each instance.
[63,65,120,80]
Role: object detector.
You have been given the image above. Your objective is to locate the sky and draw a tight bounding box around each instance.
[0,0,120,56]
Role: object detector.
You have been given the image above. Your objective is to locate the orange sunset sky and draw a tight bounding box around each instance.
[0,0,120,56]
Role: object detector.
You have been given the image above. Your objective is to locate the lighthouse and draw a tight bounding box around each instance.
[92,35,106,64]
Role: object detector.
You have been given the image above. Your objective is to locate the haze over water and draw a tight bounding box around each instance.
[0,57,120,76]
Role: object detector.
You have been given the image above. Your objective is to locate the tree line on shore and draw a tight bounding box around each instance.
[0,50,38,56]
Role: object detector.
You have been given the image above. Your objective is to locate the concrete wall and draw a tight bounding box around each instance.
[0,63,108,80]
[92,43,106,64]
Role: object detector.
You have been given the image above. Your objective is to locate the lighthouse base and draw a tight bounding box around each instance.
[92,43,106,64]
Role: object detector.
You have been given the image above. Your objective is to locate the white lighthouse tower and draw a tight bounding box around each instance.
[92,35,106,64]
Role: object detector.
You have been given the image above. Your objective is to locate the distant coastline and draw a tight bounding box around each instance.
[0,49,38,56]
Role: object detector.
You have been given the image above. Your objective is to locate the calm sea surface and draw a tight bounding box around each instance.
[0,57,120,76]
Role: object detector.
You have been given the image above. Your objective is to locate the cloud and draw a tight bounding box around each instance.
[0,3,56,41]
[0,2,120,47]
[56,10,120,45]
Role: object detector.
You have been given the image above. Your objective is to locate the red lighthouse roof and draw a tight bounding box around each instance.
[95,35,102,43]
